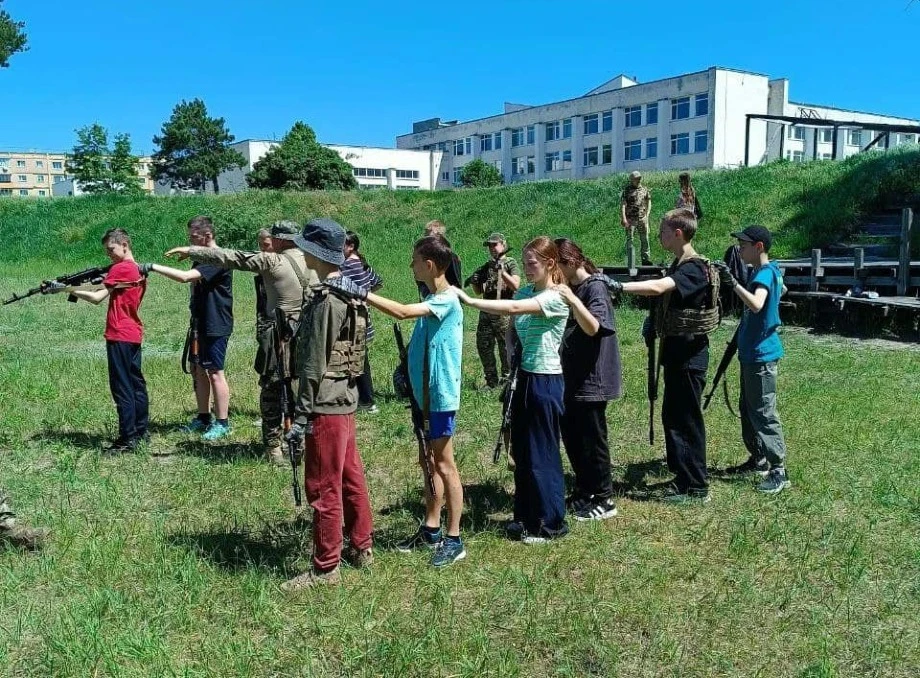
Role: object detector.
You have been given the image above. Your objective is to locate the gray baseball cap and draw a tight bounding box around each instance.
[629,170,642,180]
[270,220,300,240]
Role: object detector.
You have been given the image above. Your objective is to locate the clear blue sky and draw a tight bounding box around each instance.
[2,0,919,155]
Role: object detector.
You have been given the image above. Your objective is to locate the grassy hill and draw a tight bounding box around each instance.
[0,153,919,676]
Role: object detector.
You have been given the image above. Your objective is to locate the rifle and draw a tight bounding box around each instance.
[645,317,658,446]
[703,326,740,417]
[393,323,435,495]
[492,349,520,463]
[3,264,112,305]
[464,251,514,289]
[275,308,302,507]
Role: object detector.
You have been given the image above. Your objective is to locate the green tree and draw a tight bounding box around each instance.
[459,158,503,188]
[151,98,245,194]
[0,0,27,68]
[247,121,357,191]
[69,124,142,195]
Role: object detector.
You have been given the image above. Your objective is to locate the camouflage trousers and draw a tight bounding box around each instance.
[625,216,651,264]
[259,374,297,449]
[0,490,16,528]
[476,312,510,387]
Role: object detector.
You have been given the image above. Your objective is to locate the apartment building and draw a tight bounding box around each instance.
[0,149,156,197]
[396,67,920,187]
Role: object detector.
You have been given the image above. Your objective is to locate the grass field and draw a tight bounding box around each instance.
[1,156,919,676]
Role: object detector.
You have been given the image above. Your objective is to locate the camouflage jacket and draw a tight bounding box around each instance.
[469,256,518,299]
[621,184,651,219]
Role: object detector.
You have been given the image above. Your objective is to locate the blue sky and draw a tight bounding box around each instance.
[2,0,919,155]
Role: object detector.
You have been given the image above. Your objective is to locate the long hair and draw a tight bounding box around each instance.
[679,171,696,206]
[523,236,564,285]
[345,230,368,267]
[554,238,598,275]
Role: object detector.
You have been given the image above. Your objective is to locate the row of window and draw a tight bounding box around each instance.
[0,158,66,170]
[787,128,919,147]
[352,168,421,180]
[0,188,48,196]
[0,173,69,184]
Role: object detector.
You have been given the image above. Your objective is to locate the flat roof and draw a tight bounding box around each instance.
[789,100,919,123]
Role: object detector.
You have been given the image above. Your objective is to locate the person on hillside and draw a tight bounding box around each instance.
[68,227,149,453]
[332,234,467,567]
[553,238,622,521]
[466,233,520,388]
[341,231,384,414]
[417,220,463,296]
[281,218,374,591]
[160,221,317,464]
[456,237,589,543]
[147,216,234,442]
[607,209,720,504]
[620,170,653,266]
[675,171,703,221]
[0,492,47,550]
[715,226,790,494]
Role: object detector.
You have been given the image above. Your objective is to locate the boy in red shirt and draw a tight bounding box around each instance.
[69,228,149,452]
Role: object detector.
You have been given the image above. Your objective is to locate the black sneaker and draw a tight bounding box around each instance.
[574,498,618,522]
[724,457,770,478]
[395,525,441,552]
[103,438,136,454]
[566,493,590,512]
[505,521,525,541]
[758,468,791,494]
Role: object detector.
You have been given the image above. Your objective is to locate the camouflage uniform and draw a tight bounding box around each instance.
[621,183,652,264]
[187,236,317,453]
[469,256,518,387]
[0,490,45,549]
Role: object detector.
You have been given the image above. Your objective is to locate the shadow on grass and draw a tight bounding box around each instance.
[172,439,265,462]
[30,429,107,450]
[167,515,313,574]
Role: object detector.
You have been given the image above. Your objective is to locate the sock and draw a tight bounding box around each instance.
[422,525,441,538]
[217,418,229,428]
[445,534,462,544]
[197,413,212,424]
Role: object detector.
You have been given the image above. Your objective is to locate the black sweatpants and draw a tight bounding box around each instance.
[561,400,613,501]
[106,340,149,443]
[661,363,708,494]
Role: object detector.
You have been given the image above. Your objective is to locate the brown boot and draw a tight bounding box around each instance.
[264,446,287,467]
[280,567,341,592]
[0,523,48,551]
[343,544,374,569]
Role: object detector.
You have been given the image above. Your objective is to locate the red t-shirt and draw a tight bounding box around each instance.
[103,260,146,343]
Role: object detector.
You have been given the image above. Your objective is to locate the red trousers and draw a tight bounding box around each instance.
[305,413,373,572]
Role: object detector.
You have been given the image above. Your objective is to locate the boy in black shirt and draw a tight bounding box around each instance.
[611,208,718,503]
[151,216,234,440]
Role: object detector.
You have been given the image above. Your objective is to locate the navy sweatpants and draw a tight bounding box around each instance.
[510,371,568,537]
[106,340,149,443]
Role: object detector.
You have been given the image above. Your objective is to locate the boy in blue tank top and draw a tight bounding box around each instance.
[716,225,790,494]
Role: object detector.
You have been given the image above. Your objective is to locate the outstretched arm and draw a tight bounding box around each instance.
[366,292,432,320]
[622,277,676,297]
[148,262,203,284]
[554,284,599,336]
[69,288,110,305]
[454,287,542,316]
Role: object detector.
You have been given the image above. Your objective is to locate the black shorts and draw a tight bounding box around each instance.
[195,335,229,371]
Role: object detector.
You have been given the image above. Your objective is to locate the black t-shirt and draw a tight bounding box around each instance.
[191,263,234,337]
[560,275,622,401]
[661,258,710,370]
[417,251,463,297]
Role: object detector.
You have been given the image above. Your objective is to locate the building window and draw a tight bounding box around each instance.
[546,121,560,141]
[583,114,599,135]
[671,97,690,120]
[819,128,834,143]
[36,160,44,168]
[847,130,862,146]
[527,156,535,174]
[545,151,560,172]
[670,133,690,155]
[395,170,419,179]
[583,146,599,166]
[694,130,708,153]
[646,102,659,126]
[789,126,806,140]
[602,144,612,164]
[54,174,66,183]
[0,157,9,170]
[353,167,387,178]
[480,135,493,152]
[561,149,572,169]
[786,150,805,162]
[19,189,28,196]
[602,111,613,132]
[52,161,63,170]
[38,190,46,197]
[901,134,916,144]
[625,106,642,128]
[466,138,472,155]
[512,156,534,175]
[442,171,450,182]
[453,168,463,185]
[453,139,465,156]
[624,139,642,162]
[819,152,833,160]
[17,174,27,182]
[16,160,26,168]
[695,93,709,117]
[0,188,11,196]
[646,137,658,159]
[526,125,535,145]
[562,118,572,138]
[36,174,46,182]
[494,132,502,150]
[493,160,502,173]
[511,127,525,147]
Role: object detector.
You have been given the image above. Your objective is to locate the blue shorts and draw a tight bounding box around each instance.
[426,411,457,441]
[195,335,229,371]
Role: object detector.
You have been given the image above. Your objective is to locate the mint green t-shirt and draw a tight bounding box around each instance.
[513,285,570,374]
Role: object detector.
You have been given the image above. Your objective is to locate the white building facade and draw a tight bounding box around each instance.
[193,140,444,194]
[396,67,920,188]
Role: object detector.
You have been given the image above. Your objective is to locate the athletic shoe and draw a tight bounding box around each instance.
[202,422,231,441]
[724,456,770,478]
[103,438,136,454]
[758,468,791,494]
[431,538,466,567]
[662,487,712,505]
[521,533,548,545]
[180,417,209,434]
[280,567,341,592]
[566,493,591,512]
[357,404,379,415]
[505,521,525,541]
[574,498,618,522]
[343,544,374,569]
[264,446,287,467]
[395,525,441,552]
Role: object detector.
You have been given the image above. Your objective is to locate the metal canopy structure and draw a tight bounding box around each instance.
[744,113,920,166]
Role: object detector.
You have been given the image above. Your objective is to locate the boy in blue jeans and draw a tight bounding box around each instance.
[330,234,466,566]
[716,225,790,494]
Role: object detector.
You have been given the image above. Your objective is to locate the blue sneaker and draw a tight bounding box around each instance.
[395,525,441,552]
[202,422,231,441]
[431,538,466,567]
[757,468,791,494]
[180,417,209,433]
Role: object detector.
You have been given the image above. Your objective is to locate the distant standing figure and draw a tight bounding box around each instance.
[675,172,703,221]
[620,170,653,266]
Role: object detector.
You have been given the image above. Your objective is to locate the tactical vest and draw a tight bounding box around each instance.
[655,255,721,337]
[321,287,369,380]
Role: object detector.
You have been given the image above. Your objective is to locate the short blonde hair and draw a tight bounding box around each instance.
[425,220,446,236]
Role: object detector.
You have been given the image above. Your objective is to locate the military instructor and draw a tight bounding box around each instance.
[620,170,653,266]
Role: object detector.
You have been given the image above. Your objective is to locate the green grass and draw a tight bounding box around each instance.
[1,156,919,676]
